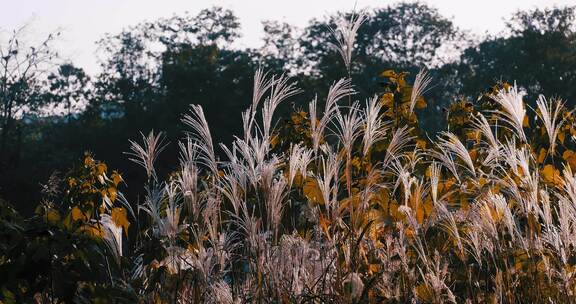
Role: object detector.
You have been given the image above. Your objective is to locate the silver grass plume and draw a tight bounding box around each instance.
[288,144,313,187]
[434,201,464,258]
[331,101,363,160]
[472,113,499,149]
[127,130,167,180]
[432,148,460,183]
[471,113,501,167]
[362,95,388,156]
[536,95,565,156]
[383,125,414,168]
[178,138,200,217]
[310,78,355,154]
[243,68,271,142]
[329,11,368,71]
[390,160,415,206]
[252,67,273,111]
[436,132,476,178]
[208,281,235,304]
[159,182,185,241]
[429,162,441,204]
[262,74,301,142]
[492,83,527,141]
[409,68,433,114]
[182,105,218,175]
[316,151,341,221]
[265,175,288,237]
[99,214,123,263]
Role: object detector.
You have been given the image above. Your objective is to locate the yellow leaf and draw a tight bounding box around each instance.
[107,187,118,202]
[537,148,547,164]
[292,172,303,187]
[303,177,324,204]
[563,150,576,170]
[479,177,488,187]
[415,97,427,109]
[111,171,123,186]
[379,92,394,106]
[111,207,130,235]
[380,70,396,78]
[405,227,415,238]
[84,155,94,167]
[542,164,563,186]
[291,112,303,124]
[339,194,361,215]
[269,134,279,148]
[460,196,470,210]
[389,201,400,220]
[423,199,433,215]
[416,139,427,149]
[95,163,107,175]
[523,115,530,127]
[444,178,455,191]
[319,213,331,240]
[415,283,433,302]
[415,204,425,224]
[372,189,390,209]
[81,224,104,238]
[368,263,379,275]
[71,206,87,222]
[400,86,413,104]
[513,250,529,272]
[559,131,566,144]
[46,208,60,223]
[469,149,478,162]
[350,157,362,170]
[465,130,480,143]
[68,177,77,188]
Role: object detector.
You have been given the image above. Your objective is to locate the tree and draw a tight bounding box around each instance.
[455,6,576,107]
[277,2,464,108]
[159,45,257,145]
[93,7,242,122]
[260,21,301,73]
[43,63,91,121]
[298,3,464,74]
[0,25,58,169]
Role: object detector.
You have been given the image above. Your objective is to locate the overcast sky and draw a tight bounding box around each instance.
[2,0,574,74]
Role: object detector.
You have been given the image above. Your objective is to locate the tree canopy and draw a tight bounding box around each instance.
[0,3,575,214]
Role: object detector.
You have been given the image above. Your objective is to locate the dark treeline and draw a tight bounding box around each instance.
[1,3,575,213]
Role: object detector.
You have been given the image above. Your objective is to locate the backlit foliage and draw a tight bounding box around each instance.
[2,14,576,304]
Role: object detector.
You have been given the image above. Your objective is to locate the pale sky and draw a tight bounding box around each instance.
[2,0,574,74]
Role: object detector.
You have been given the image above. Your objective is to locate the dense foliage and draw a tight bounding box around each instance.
[1,3,576,303]
[1,4,575,212]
